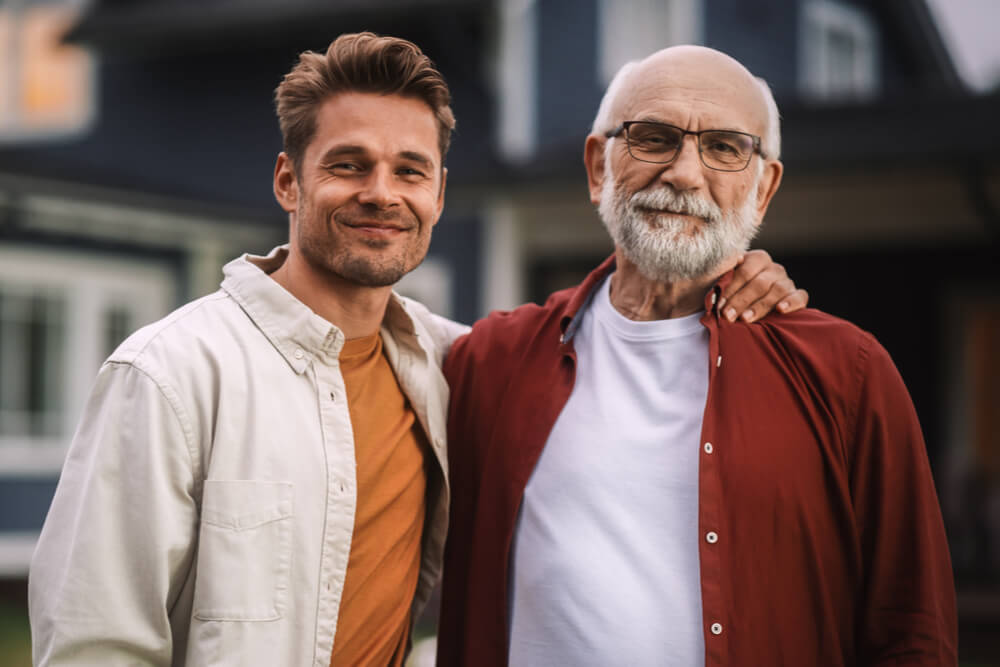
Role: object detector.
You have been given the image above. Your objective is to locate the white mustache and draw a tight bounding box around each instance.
[628,187,722,223]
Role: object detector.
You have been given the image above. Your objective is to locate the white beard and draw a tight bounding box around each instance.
[598,170,760,283]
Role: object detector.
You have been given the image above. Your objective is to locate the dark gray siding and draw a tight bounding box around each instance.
[705,0,799,95]
[536,0,604,155]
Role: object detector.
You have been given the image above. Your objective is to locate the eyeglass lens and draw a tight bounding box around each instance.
[625,122,754,170]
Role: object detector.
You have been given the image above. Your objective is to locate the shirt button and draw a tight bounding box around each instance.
[704,442,713,454]
[294,348,304,360]
[711,622,723,635]
[329,391,336,401]
[706,531,719,544]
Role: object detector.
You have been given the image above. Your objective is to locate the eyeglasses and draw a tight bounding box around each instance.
[605,121,765,172]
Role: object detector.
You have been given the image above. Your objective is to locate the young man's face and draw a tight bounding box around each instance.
[277,91,446,287]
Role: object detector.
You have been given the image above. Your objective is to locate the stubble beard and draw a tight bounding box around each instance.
[296,199,429,288]
[598,169,760,283]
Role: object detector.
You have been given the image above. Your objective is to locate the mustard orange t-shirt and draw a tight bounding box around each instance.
[329,332,429,667]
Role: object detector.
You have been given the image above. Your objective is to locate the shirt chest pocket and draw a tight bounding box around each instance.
[193,480,294,622]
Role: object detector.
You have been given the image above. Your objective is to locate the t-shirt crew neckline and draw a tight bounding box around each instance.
[339,331,381,361]
[595,275,705,341]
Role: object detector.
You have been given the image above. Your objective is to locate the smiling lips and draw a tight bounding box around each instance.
[346,221,411,233]
[638,206,704,221]
[336,209,415,236]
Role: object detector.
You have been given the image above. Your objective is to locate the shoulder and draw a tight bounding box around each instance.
[108,290,247,383]
[751,307,880,361]
[454,287,575,359]
[766,309,906,396]
[745,307,901,419]
[394,295,471,364]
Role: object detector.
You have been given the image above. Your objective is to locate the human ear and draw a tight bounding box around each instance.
[432,167,448,227]
[754,159,783,222]
[273,152,299,214]
[584,135,608,206]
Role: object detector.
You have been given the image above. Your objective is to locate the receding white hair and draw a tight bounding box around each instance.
[591,59,640,136]
[754,76,781,159]
[591,57,782,160]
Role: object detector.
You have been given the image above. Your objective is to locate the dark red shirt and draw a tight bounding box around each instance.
[438,257,957,667]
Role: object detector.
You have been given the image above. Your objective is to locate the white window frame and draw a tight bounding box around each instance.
[799,0,879,101]
[495,0,539,163]
[0,245,174,475]
[598,0,704,85]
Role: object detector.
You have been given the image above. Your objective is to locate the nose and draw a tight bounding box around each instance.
[659,135,705,191]
[356,165,400,208]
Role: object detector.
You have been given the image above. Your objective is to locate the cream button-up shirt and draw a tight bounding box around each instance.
[29,246,467,666]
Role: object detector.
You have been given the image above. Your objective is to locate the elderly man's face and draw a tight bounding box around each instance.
[597,150,761,283]
[587,49,782,283]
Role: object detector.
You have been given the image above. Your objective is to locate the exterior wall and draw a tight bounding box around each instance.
[9,50,285,209]
[535,0,603,155]
[705,0,799,94]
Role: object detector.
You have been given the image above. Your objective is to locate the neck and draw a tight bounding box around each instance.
[270,249,392,340]
[608,247,736,321]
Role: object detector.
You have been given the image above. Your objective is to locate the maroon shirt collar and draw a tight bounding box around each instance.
[559,254,736,343]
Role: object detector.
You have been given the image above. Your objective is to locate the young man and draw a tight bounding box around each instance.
[29,33,461,667]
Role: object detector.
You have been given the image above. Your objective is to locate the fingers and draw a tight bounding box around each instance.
[736,279,798,323]
[776,288,809,316]
[719,250,780,321]
[723,284,810,323]
[719,250,809,323]
[720,274,787,322]
[720,249,771,307]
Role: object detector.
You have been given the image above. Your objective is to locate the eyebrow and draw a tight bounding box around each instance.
[399,150,434,168]
[319,145,435,168]
[319,145,366,162]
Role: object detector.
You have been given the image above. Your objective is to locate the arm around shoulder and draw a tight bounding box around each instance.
[29,360,201,666]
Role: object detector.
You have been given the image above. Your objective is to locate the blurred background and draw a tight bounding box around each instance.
[0,0,997,664]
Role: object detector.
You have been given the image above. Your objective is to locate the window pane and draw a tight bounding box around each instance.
[103,304,132,358]
[828,29,857,93]
[0,287,65,437]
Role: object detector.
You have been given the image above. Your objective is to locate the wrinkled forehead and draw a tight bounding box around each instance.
[613,47,769,134]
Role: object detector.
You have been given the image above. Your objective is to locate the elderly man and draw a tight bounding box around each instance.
[438,46,957,666]
[28,34,802,666]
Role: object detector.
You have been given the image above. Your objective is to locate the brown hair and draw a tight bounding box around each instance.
[275,32,456,172]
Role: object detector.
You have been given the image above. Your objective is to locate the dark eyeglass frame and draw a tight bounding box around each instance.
[605,120,766,172]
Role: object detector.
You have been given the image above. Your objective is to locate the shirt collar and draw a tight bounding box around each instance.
[220,244,420,373]
[560,254,736,344]
[560,255,617,343]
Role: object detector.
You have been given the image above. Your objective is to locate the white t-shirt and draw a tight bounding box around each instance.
[508,275,709,667]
